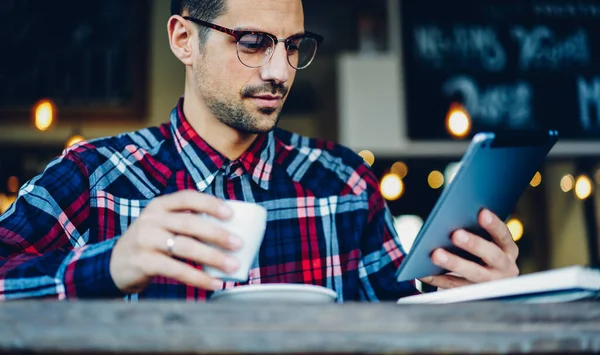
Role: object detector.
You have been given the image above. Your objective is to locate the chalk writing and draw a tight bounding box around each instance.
[578,77,600,130]
[443,75,533,128]
[401,0,600,139]
[533,2,600,18]
[512,26,590,70]
[413,26,506,71]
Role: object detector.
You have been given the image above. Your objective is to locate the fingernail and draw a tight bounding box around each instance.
[225,257,239,272]
[437,251,449,264]
[456,231,469,244]
[483,210,493,226]
[229,235,244,248]
[212,279,223,290]
[219,204,232,217]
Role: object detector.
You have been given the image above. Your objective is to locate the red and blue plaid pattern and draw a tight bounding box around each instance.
[0,98,418,301]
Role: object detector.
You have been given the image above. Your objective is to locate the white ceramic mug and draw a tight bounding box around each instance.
[202,200,267,282]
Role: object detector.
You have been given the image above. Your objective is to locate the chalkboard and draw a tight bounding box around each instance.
[400,0,600,140]
[0,0,148,122]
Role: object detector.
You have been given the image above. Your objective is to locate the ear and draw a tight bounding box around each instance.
[168,15,194,66]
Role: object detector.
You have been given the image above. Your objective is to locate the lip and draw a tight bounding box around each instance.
[248,95,282,108]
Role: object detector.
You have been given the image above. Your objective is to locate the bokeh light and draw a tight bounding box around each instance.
[391,161,408,179]
[7,176,19,194]
[506,218,524,242]
[66,135,85,148]
[444,162,462,186]
[380,173,404,201]
[358,150,375,166]
[446,103,471,139]
[33,99,56,131]
[575,175,593,200]
[427,170,444,189]
[530,172,542,187]
[560,174,575,193]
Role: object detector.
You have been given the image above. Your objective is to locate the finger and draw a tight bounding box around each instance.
[430,248,494,283]
[161,212,243,251]
[145,252,224,291]
[147,190,232,219]
[451,229,512,273]
[168,235,240,274]
[479,209,519,261]
[419,274,474,289]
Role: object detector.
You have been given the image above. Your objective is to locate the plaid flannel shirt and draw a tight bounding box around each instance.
[0,98,418,301]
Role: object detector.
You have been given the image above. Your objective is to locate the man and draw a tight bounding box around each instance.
[0,0,518,301]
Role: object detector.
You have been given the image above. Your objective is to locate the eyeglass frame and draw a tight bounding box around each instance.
[182,16,324,69]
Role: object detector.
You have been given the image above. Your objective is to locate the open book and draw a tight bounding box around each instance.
[396,265,600,304]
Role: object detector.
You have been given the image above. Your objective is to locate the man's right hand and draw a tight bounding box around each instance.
[109,190,243,294]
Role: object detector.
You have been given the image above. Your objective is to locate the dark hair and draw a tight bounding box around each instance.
[171,0,228,45]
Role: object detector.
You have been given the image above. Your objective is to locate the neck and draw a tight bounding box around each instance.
[182,84,257,161]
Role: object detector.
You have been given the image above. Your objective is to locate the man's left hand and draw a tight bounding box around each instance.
[419,209,520,289]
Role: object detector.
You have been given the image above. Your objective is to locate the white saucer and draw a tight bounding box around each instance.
[210,284,337,303]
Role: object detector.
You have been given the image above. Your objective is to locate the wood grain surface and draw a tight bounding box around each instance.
[0,301,598,354]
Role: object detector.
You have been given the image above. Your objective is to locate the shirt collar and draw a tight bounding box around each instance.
[170,98,275,191]
[238,129,275,190]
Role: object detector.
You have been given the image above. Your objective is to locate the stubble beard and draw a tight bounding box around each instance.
[194,59,288,135]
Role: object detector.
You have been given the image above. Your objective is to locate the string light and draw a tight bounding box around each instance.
[391,161,408,179]
[427,171,444,189]
[358,150,375,166]
[33,99,56,131]
[560,174,575,193]
[575,175,593,200]
[66,135,85,148]
[380,173,404,201]
[530,172,542,187]
[7,176,19,194]
[0,194,6,214]
[0,194,16,214]
[446,103,471,139]
[506,218,524,242]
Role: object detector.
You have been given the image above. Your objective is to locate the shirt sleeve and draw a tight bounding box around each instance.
[0,150,124,300]
[356,163,421,301]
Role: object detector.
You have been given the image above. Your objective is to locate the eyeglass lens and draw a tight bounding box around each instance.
[237,34,318,69]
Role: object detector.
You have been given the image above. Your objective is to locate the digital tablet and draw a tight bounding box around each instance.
[395,130,559,282]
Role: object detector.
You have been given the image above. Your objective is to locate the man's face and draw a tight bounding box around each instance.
[192,0,304,134]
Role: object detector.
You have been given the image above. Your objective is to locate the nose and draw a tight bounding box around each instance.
[259,42,291,85]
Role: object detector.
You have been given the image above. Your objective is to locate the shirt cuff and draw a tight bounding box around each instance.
[60,238,125,299]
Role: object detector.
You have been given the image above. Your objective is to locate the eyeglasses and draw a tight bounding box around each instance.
[183,16,324,70]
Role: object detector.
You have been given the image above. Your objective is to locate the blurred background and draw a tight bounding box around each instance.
[0,0,599,275]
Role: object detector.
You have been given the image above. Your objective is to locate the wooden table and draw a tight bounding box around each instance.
[0,301,598,354]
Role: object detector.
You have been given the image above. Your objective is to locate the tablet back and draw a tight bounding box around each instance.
[396,131,559,282]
